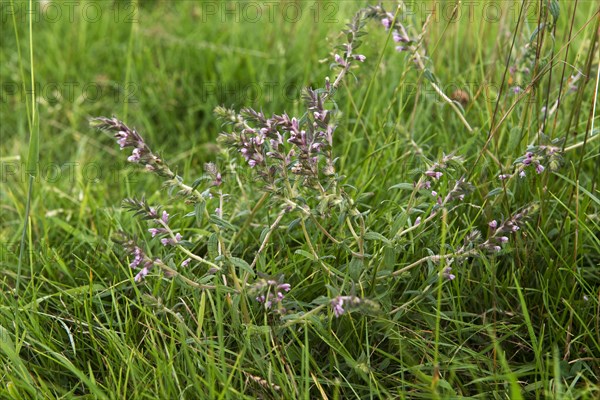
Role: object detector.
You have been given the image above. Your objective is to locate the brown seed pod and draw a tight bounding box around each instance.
[450,89,470,107]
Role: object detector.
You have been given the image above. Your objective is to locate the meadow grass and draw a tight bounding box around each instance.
[1,0,599,398]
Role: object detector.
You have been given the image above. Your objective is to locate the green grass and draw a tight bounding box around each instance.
[1,0,599,398]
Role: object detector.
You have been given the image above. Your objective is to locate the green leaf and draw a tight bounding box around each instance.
[423,69,437,83]
[487,187,513,198]
[195,201,205,226]
[530,23,545,42]
[364,231,391,245]
[348,257,363,280]
[389,182,415,191]
[287,218,301,232]
[207,233,219,259]
[549,0,560,23]
[383,246,396,271]
[229,257,254,276]
[209,215,236,230]
[295,249,317,261]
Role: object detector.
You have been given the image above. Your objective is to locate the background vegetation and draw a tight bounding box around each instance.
[1,0,599,398]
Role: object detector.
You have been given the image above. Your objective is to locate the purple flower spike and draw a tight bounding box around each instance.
[129,247,143,269]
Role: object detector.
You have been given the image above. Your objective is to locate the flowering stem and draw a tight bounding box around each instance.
[153,259,217,290]
[384,249,478,279]
[248,207,288,273]
[394,208,439,239]
[158,220,221,271]
[280,304,327,328]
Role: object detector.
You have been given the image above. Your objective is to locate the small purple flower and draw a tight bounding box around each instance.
[148,228,161,237]
[181,258,191,267]
[334,54,347,67]
[354,55,366,62]
[331,297,345,317]
[499,236,509,243]
[498,174,511,180]
[127,148,141,163]
[129,247,143,269]
[425,170,443,179]
[381,17,391,29]
[493,245,502,252]
[395,46,407,53]
[489,220,498,229]
[442,267,456,280]
[248,159,257,167]
[134,266,149,282]
[278,283,291,292]
[512,86,522,94]
[161,234,182,246]
[536,164,545,174]
[161,210,169,224]
[414,216,421,226]
[431,191,438,197]
[519,170,527,178]
[393,31,409,43]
